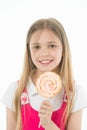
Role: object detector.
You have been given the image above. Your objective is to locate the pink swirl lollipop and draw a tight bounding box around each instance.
[36,71,62,98]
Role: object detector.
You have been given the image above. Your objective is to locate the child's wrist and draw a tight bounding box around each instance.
[45,120,60,130]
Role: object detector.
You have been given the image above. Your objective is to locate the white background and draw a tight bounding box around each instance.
[0,0,87,130]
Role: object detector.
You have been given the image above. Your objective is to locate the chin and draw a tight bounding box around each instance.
[39,69,56,73]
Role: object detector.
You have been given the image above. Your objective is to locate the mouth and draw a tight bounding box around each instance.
[39,60,53,66]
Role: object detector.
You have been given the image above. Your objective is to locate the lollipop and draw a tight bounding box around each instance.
[36,71,62,98]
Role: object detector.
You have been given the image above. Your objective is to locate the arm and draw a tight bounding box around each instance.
[6,107,16,130]
[67,109,83,130]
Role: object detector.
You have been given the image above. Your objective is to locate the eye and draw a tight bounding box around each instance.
[33,45,40,49]
[49,44,57,48]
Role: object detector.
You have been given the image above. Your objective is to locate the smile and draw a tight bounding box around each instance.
[39,60,53,65]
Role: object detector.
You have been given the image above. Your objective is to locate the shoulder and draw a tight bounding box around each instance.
[1,81,18,111]
[7,81,18,91]
[3,81,18,97]
[67,109,82,130]
[72,82,87,112]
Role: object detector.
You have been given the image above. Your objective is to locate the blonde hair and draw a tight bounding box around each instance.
[14,18,75,130]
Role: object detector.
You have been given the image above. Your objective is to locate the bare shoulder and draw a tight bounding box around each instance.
[6,107,16,130]
[67,109,83,130]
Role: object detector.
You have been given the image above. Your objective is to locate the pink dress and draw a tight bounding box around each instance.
[21,89,67,130]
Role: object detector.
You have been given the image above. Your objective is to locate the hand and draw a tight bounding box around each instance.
[38,100,53,128]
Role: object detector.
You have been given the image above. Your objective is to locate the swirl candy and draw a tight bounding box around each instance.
[36,71,62,98]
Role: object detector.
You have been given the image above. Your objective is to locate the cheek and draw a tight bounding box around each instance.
[51,50,62,58]
[53,51,62,63]
[30,50,38,61]
[30,50,35,60]
[31,51,35,57]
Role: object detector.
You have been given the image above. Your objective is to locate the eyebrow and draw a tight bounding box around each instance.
[31,42,40,46]
[31,41,57,45]
[48,41,57,44]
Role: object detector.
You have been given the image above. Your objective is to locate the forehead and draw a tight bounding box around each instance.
[30,28,61,43]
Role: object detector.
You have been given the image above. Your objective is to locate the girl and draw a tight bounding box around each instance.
[1,18,87,130]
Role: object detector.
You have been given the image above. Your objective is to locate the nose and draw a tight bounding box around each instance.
[40,47,49,57]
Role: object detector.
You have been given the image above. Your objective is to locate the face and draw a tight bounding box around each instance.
[29,29,63,75]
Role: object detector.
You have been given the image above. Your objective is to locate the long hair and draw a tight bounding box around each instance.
[14,18,75,130]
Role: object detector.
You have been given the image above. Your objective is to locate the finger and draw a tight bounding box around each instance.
[41,100,52,106]
[38,111,51,118]
[40,100,53,110]
[39,106,53,115]
[39,108,53,119]
[39,108,52,115]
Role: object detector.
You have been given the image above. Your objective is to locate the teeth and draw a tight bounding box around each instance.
[40,60,51,63]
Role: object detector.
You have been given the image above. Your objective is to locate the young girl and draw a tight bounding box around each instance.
[1,18,87,130]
